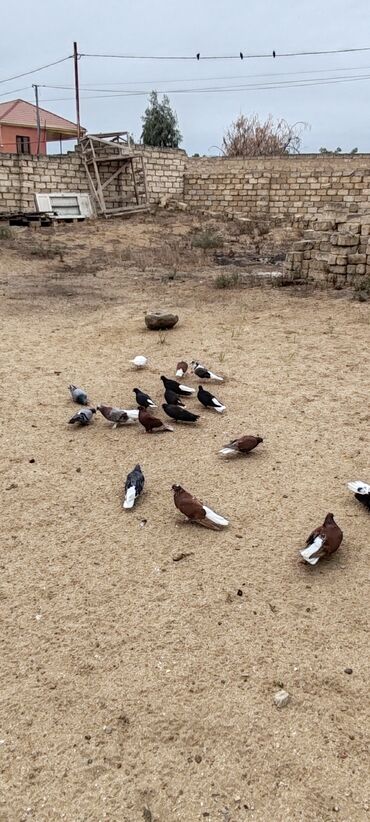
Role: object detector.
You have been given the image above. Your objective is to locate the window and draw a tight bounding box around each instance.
[16,135,30,155]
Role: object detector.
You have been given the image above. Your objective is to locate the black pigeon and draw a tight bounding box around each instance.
[164,387,185,407]
[196,52,200,60]
[197,385,225,413]
[240,52,244,59]
[68,407,96,426]
[272,50,276,58]
[133,387,157,408]
[162,404,200,423]
[160,376,195,396]
[123,464,145,509]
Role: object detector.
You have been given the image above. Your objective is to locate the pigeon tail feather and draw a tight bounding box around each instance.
[179,384,195,394]
[219,447,236,455]
[348,480,370,495]
[300,536,324,564]
[123,486,136,509]
[203,505,229,527]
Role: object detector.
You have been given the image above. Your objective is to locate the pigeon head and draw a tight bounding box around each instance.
[134,463,141,472]
[172,484,183,493]
[160,376,166,383]
[324,512,335,524]
[90,408,97,414]
[133,388,139,393]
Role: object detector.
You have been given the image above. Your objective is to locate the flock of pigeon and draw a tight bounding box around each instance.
[67,356,369,564]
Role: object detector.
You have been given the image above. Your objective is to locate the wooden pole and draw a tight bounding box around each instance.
[32,84,41,157]
[73,41,81,141]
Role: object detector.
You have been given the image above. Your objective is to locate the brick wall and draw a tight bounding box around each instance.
[1,148,370,223]
[284,212,370,288]
[0,146,186,213]
[0,152,88,212]
[183,155,370,220]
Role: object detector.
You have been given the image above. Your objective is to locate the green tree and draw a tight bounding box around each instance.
[141,91,182,148]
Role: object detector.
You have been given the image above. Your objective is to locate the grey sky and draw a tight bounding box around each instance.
[1,0,369,154]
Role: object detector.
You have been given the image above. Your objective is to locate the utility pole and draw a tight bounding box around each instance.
[32,84,41,157]
[73,41,81,141]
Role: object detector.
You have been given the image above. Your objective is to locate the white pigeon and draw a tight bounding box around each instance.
[130,356,148,369]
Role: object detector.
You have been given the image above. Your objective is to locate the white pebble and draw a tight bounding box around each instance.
[273,689,290,708]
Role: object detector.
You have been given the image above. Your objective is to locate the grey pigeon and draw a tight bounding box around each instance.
[97,405,138,428]
[69,384,89,405]
[123,464,145,509]
[68,407,96,426]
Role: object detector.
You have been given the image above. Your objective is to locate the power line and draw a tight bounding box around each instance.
[0,85,32,98]
[80,45,370,61]
[0,55,72,86]
[39,62,370,91]
[39,71,370,103]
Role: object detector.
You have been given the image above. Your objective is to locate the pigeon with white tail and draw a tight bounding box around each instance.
[191,361,223,381]
[197,385,225,413]
[160,376,195,396]
[97,405,138,428]
[176,361,188,378]
[172,484,229,530]
[299,513,343,565]
[220,435,263,456]
[348,481,370,510]
[123,464,145,509]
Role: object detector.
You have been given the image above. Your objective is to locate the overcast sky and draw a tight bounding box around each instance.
[1,0,369,154]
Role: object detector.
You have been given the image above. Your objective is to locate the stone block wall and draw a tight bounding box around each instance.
[0,152,89,212]
[0,146,186,213]
[183,155,370,221]
[284,213,370,287]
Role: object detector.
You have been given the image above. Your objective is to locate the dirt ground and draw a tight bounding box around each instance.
[0,213,369,822]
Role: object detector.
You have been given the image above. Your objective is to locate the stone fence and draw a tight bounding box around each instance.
[284,212,370,287]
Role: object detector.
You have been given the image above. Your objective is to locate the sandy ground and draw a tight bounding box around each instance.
[0,216,369,822]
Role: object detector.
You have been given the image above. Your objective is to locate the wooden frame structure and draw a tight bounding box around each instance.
[79,132,149,217]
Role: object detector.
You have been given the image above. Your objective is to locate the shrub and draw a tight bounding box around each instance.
[214,272,239,289]
[191,230,223,250]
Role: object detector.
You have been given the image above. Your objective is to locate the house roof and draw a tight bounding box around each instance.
[0,99,85,136]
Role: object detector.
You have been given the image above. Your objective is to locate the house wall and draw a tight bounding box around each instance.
[0,125,47,156]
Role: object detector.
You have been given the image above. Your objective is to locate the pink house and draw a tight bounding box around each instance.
[0,99,85,155]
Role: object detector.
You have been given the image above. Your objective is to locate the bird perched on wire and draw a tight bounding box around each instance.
[160,376,195,396]
[191,361,224,381]
[123,464,145,509]
[299,513,343,565]
[197,384,225,413]
[69,384,89,405]
[133,388,157,408]
[220,435,263,457]
[348,481,370,510]
[68,407,96,426]
[130,355,148,369]
[176,361,188,378]
[162,404,199,424]
[97,405,138,428]
[164,387,185,407]
[172,484,229,530]
[138,407,173,433]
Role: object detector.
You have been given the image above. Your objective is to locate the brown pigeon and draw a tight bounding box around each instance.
[220,435,263,456]
[300,513,343,565]
[172,484,229,530]
[138,407,173,433]
[176,361,188,378]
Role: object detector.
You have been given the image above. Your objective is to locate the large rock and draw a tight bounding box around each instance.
[145,311,179,331]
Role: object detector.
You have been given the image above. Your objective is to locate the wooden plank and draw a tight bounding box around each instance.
[100,164,125,192]
[131,158,140,205]
[141,155,149,205]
